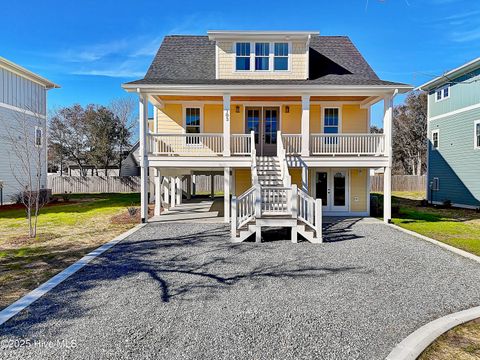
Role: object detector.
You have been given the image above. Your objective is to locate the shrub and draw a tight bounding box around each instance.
[442,199,452,209]
[62,192,71,202]
[127,205,138,217]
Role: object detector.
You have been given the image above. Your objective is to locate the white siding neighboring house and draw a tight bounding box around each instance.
[0,56,59,204]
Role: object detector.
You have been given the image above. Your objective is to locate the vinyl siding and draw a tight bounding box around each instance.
[234,168,251,196]
[350,168,368,212]
[0,67,46,115]
[429,68,480,118]
[428,107,480,207]
[204,104,223,133]
[216,40,308,80]
[0,106,47,202]
[157,104,183,133]
[231,105,244,134]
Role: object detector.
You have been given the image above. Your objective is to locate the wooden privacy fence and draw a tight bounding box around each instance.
[47,175,224,194]
[370,175,426,192]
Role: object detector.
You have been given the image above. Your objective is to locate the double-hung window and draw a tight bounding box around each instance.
[475,120,480,149]
[324,108,339,145]
[185,107,201,145]
[432,129,439,150]
[435,85,450,102]
[255,42,269,70]
[235,42,250,71]
[274,43,289,71]
[34,126,43,147]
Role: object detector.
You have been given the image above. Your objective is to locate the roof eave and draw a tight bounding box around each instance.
[0,56,60,89]
[207,30,319,41]
[417,57,480,91]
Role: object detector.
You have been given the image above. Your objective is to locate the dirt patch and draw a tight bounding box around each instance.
[109,206,156,225]
[0,200,79,213]
[2,233,59,248]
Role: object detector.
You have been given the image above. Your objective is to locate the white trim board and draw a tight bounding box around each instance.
[0,101,46,119]
[429,102,480,121]
[0,224,146,326]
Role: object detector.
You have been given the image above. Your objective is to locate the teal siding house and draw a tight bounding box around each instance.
[419,58,480,209]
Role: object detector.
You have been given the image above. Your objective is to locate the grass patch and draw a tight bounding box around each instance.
[0,193,140,310]
[374,191,480,256]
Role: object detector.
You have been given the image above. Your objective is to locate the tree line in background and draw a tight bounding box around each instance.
[48,98,136,176]
[371,91,427,176]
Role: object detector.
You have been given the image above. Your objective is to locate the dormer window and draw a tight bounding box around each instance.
[435,85,450,102]
[235,42,250,71]
[274,43,289,70]
[255,43,269,70]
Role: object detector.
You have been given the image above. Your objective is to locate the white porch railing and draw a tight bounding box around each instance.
[282,134,302,155]
[297,188,322,239]
[149,133,224,156]
[231,134,252,155]
[277,131,291,187]
[310,134,385,156]
[231,185,256,235]
[261,186,292,215]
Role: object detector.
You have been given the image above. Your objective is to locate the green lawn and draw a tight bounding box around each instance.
[0,193,140,310]
[375,191,480,256]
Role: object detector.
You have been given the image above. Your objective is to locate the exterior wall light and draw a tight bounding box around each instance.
[285,106,290,113]
[235,105,240,113]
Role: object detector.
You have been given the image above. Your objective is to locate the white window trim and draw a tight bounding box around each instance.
[34,126,43,147]
[435,85,450,103]
[474,120,480,150]
[321,106,342,133]
[431,129,439,150]
[233,41,292,73]
[182,105,204,133]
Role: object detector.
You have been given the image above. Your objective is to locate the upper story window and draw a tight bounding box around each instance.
[235,42,250,71]
[34,126,43,147]
[274,43,289,70]
[324,108,340,133]
[475,120,480,149]
[234,41,290,72]
[255,43,269,70]
[435,85,450,102]
[432,129,439,150]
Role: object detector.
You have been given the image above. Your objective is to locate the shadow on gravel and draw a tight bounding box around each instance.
[0,223,368,336]
[323,218,364,243]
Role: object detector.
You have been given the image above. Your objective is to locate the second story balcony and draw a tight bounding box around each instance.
[147,132,386,158]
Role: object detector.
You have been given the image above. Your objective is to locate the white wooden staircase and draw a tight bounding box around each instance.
[231,131,322,244]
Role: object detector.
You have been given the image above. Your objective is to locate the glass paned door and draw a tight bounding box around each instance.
[262,107,278,155]
[246,108,261,153]
[315,169,349,212]
[332,171,347,211]
[315,172,329,211]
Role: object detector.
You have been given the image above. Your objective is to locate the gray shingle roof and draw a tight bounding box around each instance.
[126,35,408,87]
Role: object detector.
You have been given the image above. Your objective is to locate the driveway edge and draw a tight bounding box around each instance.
[388,223,480,264]
[386,306,480,360]
[386,223,480,359]
[0,223,146,327]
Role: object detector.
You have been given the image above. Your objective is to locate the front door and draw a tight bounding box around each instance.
[245,107,279,156]
[315,169,349,212]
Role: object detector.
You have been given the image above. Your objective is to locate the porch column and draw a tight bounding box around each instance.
[170,176,176,208]
[149,169,155,203]
[301,164,308,192]
[186,175,192,200]
[224,167,230,223]
[210,174,215,199]
[163,177,169,206]
[301,95,310,156]
[139,92,149,223]
[223,94,231,157]
[154,169,162,216]
[192,175,196,196]
[176,177,182,205]
[383,93,394,223]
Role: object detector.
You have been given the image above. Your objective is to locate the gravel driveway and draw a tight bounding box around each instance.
[1,218,480,359]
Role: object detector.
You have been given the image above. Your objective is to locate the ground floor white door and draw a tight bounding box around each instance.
[314,168,349,213]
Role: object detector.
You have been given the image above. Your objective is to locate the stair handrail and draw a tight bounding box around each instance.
[277,130,291,187]
[250,130,259,186]
[297,187,323,241]
[231,185,257,237]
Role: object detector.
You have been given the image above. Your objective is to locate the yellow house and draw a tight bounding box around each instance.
[122,30,412,242]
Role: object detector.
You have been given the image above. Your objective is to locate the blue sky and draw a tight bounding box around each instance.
[1,0,479,129]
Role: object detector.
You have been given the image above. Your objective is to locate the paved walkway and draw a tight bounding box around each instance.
[1,220,480,359]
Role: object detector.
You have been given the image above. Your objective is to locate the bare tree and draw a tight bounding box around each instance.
[392,92,428,175]
[0,107,48,238]
[109,97,136,170]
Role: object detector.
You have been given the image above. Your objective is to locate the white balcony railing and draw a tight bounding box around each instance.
[149,133,224,156]
[282,134,302,155]
[231,134,252,155]
[310,134,385,156]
